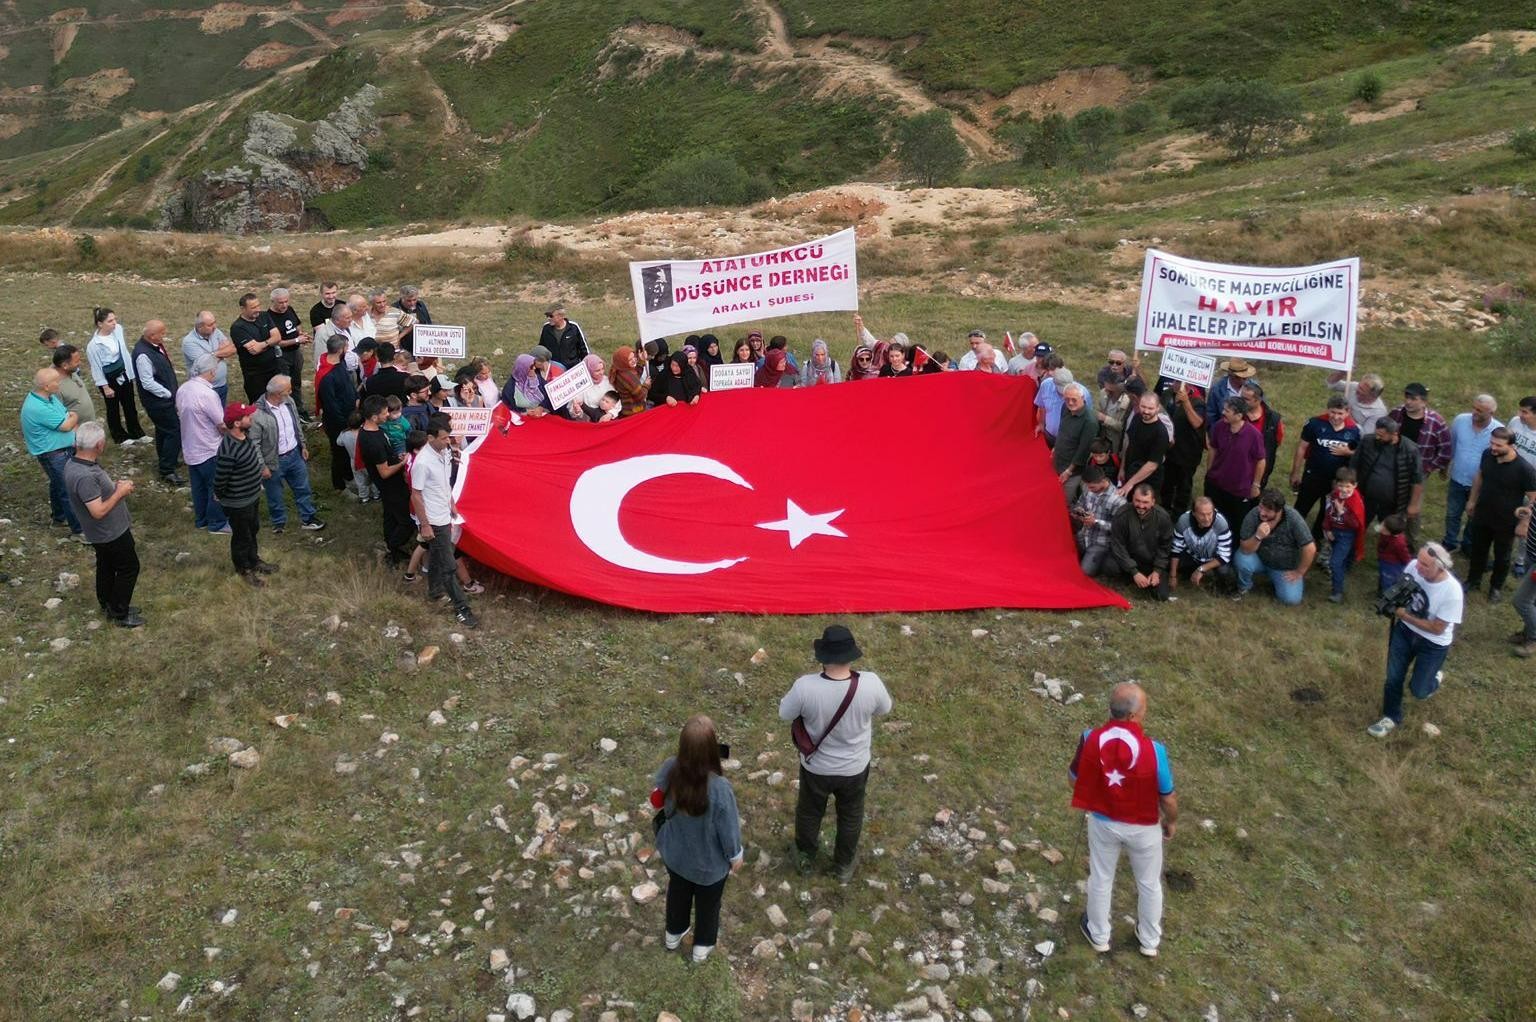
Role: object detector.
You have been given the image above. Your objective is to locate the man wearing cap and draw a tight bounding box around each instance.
[1205,358,1256,424]
[249,375,324,534]
[1387,383,1451,478]
[180,312,234,405]
[1233,489,1316,605]
[539,303,590,370]
[64,421,142,628]
[958,330,1008,372]
[778,625,893,883]
[1367,543,1463,737]
[175,354,231,534]
[1350,416,1423,539]
[132,320,185,486]
[1021,340,1053,382]
[1441,394,1502,553]
[1327,371,1387,432]
[214,402,276,586]
[1464,427,1536,602]
[1070,682,1177,957]
[1289,395,1360,539]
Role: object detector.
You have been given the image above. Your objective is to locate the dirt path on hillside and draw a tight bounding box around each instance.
[58,124,176,223]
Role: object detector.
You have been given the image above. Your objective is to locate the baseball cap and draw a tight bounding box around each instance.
[1404,382,1429,397]
[223,402,257,427]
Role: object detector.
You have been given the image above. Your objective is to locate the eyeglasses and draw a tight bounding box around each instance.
[1108,360,1124,366]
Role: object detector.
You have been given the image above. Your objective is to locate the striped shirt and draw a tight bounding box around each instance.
[213,434,265,509]
[1172,511,1232,564]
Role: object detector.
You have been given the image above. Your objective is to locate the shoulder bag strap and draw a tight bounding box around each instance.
[813,671,860,752]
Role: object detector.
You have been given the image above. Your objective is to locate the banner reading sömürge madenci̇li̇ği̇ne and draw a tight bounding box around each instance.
[629,228,859,340]
[1134,249,1359,373]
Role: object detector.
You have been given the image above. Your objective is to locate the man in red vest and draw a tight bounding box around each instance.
[1069,682,1178,956]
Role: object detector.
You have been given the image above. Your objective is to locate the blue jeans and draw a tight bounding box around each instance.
[1442,479,1472,550]
[1378,562,1406,593]
[214,384,228,405]
[263,447,318,527]
[188,456,227,531]
[1233,548,1305,605]
[38,448,82,533]
[1328,530,1356,597]
[1381,620,1448,723]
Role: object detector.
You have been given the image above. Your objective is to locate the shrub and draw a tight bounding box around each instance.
[1120,100,1158,135]
[647,151,769,207]
[1512,127,1536,160]
[74,234,99,263]
[1169,79,1302,158]
[1487,300,1536,359]
[1070,106,1120,166]
[1353,71,1383,105]
[894,110,967,187]
[1009,112,1077,168]
[1308,110,1350,148]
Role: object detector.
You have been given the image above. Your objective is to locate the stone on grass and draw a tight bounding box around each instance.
[1422,722,1441,737]
[271,714,298,729]
[505,993,536,1020]
[322,614,341,632]
[599,737,618,753]
[921,963,950,981]
[335,756,358,775]
[631,881,660,904]
[982,878,1010,895]
[766,904,789,929]
[750,647,768,665]
[417,644,439,667]
[448,632,465,645]
[43,597,61,610]
[228,747,260,769]
[427,710,447,727]
[809,907,832,927]
[658,1013,683,1022]
[208,737,245,756]
[325,691,342,706]
[1040,846,1064,865]
[157,972,180,992]
[970,628,989,638]
[752,939,777,959]
[489,948,509,971]
[219,909,238,926]
[1034,940,1055,957]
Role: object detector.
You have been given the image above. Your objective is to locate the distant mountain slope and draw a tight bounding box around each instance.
[0,0,1528,231]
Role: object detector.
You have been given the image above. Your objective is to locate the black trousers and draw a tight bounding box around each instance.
[427,527,469,612]
[227,502,261,573]
[282,347,305,412]
[664,869,727,946]
[1293,469,1335,538]
[1205,481,1255,539]
[242,369,271,404]
[1161,461,1199,519]
[100,384,145,442]
[323,422,351,491]
[1115,559,1171,600]
[795,764,869,868]
[380,487,415,564]
[93,529,139,616]
[1466,522,1514,594]
[141,399,181,477]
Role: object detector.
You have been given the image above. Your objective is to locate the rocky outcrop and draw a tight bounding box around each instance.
[162,85,380,234]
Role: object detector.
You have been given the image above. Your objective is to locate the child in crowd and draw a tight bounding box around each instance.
[382,395,409,455]
[1378,513,1412,593]
[1323,466,1365,602]
[1086,437,1120,481]
[597,390,622,421]
[355,337,380,381]
[337,410,378,503]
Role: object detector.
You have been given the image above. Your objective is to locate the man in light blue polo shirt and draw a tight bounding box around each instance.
[21,366,82,535]
[1443,394,1501,552]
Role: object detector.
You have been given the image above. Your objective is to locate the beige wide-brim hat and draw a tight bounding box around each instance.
[1218,357,1256,378]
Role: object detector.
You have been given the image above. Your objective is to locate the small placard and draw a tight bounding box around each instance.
[445,406,492,437]
[413,325,467,360]
[543,361,594,410]
[710,363,756,391]
[1156,348,1216,389]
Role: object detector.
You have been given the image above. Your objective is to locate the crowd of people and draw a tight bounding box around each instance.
[20,284,1536,730]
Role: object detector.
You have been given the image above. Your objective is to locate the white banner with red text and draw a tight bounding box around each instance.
[629,228,859,340]
[1134,249,1358,373]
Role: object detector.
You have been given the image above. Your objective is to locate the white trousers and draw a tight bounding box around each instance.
[1085,814,1164,950]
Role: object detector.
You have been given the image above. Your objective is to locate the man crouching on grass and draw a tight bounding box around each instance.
[410,414,478,629]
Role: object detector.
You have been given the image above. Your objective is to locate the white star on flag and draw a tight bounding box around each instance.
[1105,769,1125,787]
[756,499,847,549]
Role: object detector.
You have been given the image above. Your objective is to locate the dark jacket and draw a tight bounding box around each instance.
[539,320,589,369]
[1351,434,1423,516]
[317,361,359,432]
[132,337,179,409]
[1250,402,1282,487]
[1109,504,1174,575]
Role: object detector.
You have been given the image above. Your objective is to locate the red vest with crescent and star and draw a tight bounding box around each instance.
[1071,718,1161,825]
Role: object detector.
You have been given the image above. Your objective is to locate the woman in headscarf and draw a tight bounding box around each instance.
[611,346,648,417]
[501,354,548,418]
[448,367,485,408]
[682,344,707,391]
[697,334,723,390]
[657,350,702,406]
[731,340,755,365]
[746,330,765,366]
[646,338,671,384]
[755,348,791,388]
[578,353,611,421]
[849,312,890,380]
[798,339,841,386]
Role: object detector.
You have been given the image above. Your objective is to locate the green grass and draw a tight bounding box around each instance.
[1,269,1534,1020]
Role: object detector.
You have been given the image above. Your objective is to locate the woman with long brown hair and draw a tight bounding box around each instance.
[649,714,743,962]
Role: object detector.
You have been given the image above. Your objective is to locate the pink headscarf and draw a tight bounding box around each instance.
[583,353,606,384]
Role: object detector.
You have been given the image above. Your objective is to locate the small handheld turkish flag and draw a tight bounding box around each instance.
[453,373,1127,613]
[910,345,932,372]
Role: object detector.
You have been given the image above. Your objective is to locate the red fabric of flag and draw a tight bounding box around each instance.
[454,372,1128,613]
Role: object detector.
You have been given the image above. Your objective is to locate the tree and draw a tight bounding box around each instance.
[1120,100,1158,135]
[1352,71,1383,105]
[895,110,967,186]
[1071,106,1120,165]
[1169,79,1303,159]
[1009,112,1077,168]
[1512,127,1536,160]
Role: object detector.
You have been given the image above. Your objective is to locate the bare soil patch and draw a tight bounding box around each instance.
[1349,97,1418,125]
[975,66,1139,126]
[58,67,134,115]
[51,23,80,64]
[454,20,519,63]
[1457,30,1536,55]
[198,3,257,34]
[240,40,302,70]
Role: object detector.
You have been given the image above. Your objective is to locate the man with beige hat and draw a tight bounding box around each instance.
[1205,357,1257,424]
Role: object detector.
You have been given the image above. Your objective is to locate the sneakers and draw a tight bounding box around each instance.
[241,571,266,588]
[401,572,418,583]
[115,612,146,629]
[301,519,326,531]
[834,860,856,885]
[1515,641,1536,659]
[208,524,232,535]
[1328,593,1343,603]
[1509,630,1529,644]
[795,852,815,877]
[1138,943,1159,958]
[271,525,286,535]
[1229,587,1250,602]
[162,474,187,487]
[690,944,714,963]
[1366,716,1396,738]
[455,607,480,629]
[664,927,691,951]
[1079,914,1110,953]
[463,580,485,595]
[253,560,279,574]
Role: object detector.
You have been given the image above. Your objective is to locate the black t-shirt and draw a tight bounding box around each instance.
[359,427,405,495]
[1158,379,1207,468]
[1397,413,1425,446]
[231,314,281,375]
[1472,452,1536,530]
[362,366,409,402]
[1124,415,1171,487]
[269,307,303,347]
[310,300,338,329]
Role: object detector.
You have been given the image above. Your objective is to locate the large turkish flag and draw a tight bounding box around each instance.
[453,372,1128,613]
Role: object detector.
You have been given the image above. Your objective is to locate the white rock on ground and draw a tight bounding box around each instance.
[631,881,660,904]
[228,748,260,769]
[766,904,789,928]
[219,909,238,925]
[1034,940,1055,957]
[504,993,535,1020]
[599,738,618,753]
[427,710,447,727]
[157,972,180,992]
[489,948,509,971]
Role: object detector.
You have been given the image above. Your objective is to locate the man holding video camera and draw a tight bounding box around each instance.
[1367,543,1463,738]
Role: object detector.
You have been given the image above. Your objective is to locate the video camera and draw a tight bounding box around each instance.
[1374,573,1423,618]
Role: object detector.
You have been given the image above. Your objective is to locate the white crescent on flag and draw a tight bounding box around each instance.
[1098,726,1142,787]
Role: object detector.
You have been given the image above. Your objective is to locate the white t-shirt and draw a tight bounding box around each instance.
[777,670,893,776]
[1402,560,1463,646]
[409,445,454,527]
[1508,417,1536,470]
[475,376,500,407]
